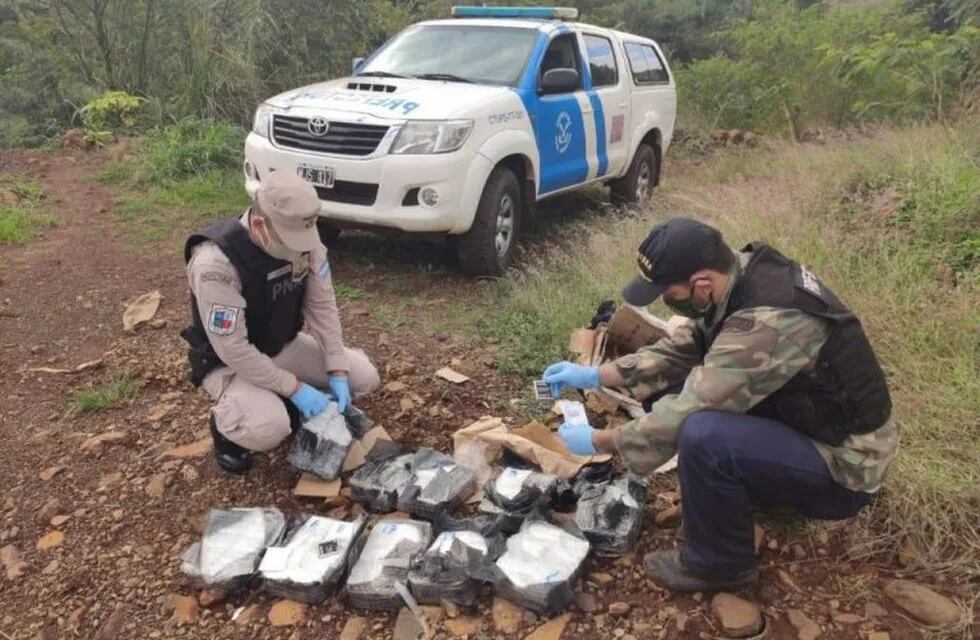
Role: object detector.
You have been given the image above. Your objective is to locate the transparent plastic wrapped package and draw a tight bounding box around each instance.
[479,467,558,531]
[260,515,365,603]
[287,402,352,480]
[180,508,287,591]
[349,453,415,512]
[345,519,432,610]
[398,449,477,519]
[492,520,590,614]
[574,473,647,555]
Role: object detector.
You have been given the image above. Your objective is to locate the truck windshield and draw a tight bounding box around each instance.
[358,25,539,87]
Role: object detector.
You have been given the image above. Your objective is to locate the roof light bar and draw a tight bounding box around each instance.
[451,6,579,20]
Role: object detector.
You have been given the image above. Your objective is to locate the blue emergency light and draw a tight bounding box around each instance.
[451,6,579,20]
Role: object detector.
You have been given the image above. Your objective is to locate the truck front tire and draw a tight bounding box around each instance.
[612,143,658,206]
[456,165,522,276]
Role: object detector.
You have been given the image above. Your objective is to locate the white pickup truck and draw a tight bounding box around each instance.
[245,6,676,275]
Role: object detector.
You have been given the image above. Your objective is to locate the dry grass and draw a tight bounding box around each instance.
[487,120,980,588]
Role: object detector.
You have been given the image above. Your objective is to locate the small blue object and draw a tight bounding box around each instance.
[451,6,578,20]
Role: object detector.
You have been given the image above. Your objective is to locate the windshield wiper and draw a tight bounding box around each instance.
[413,73,474,84]
[356,70,410,78]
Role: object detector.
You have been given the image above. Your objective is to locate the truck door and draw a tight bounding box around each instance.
[532,32,589,195]
[579,31,630,180]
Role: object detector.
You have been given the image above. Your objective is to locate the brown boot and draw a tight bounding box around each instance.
[643,549,757,592]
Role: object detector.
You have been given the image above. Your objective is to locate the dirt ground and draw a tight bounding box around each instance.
[0,148,946,640]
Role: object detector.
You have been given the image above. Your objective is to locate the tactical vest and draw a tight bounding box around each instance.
[180,215,307,386]
[698,243,892,446]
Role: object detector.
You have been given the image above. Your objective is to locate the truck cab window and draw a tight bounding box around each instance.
[583,34,618,87]
[539,33,582,91]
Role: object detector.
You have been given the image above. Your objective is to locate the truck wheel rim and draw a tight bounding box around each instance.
[495,194,515,256]
[636,162,652,202]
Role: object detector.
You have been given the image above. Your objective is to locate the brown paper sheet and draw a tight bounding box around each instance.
[292,473,341,498]
[452,416,610,480]
[568,329,597,365]
[341,425,393,472]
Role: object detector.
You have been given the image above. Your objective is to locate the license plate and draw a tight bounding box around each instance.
[297,164,335,189]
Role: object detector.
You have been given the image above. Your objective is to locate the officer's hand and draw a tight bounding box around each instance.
[289,383,329,419]
[558,421,598,456]
[328,375,351,413]
[542,361,600,396]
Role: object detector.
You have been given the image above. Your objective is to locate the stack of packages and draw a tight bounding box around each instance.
[178,305,685,614]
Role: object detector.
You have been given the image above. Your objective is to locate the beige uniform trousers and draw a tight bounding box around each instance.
[202,332,380,451]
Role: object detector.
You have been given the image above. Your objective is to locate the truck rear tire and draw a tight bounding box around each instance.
[611,143,658,205]
[456,166,521,276]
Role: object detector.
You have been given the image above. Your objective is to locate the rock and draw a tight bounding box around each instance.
[786,609,820,640]
[792,544,806,560]
[198,588,226,607]
[145,473,169,498]
[675,612,688,633]
[394,607,426,640]
[41,559,59,575]
[399,397,415,412]
[92,603,128,640]
[60,128,89,149]
[340,616,369,640]
[81,430,134,454]
[864,602,888,618]
[163,594,199,625]
[444,616,480,637]
[897,537,920,567]
[867,633,890,640]
[608,602,631,616]
[146,403,173,422]
[51,514,71,528]
[268,600,308,626]
[39,465,65,481]
[68,605,87,634]
[710,593,764,638]
[384,381,407,393]
[590,572,615,585]
[233,604,261,626]
[1,545,26,580]
[420,605,444,627]
[883,580,961,626]
[159,437,211,460]
[36,530,64,550]
[36,498,64,524]
[831,612,861,624]
[754,524,764,554]
[524,613,573,640]
[443,601,460,618]
[493,597,524,633]
[654,505,681,527]
[98,472,124,490]
[777,568,801,591]
[575,592,599,613]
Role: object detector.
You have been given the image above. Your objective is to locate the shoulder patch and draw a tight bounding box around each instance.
[318,257,331,279]
[798,265,823,296]
[207,304,239,336]
[724,315,756,333]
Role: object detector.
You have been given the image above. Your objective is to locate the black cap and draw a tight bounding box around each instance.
[622,218,730,306]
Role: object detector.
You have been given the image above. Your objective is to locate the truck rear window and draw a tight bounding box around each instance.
[624,43,670,85]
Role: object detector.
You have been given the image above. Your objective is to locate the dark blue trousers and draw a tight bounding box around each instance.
[676,410,872,576]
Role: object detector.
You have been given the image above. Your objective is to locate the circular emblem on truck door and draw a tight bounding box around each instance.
[307,117,330,137]
[555,111,572,154]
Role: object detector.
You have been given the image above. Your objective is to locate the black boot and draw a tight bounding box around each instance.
[643,549,758,592]
[209,413,252,474]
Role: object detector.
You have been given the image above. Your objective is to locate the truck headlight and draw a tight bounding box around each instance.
[252,104,275,138]
[391,120,473,154]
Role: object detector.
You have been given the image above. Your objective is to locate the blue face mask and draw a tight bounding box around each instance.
[663,282,714,319]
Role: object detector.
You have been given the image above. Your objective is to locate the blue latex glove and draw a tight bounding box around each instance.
[289,383,329,419]
[542,361,600,396]
[558,421,598,456]
[328,375,351,413]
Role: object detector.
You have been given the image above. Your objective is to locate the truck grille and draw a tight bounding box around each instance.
[272,115,389,156]
[315,181,379,207]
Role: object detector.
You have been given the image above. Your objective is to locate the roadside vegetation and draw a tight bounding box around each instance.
[486,119,980,582]
[0,172,54,245]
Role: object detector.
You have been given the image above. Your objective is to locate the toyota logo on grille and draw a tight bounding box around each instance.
[307,117,330,137]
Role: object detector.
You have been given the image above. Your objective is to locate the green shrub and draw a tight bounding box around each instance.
[78,91,146,144]
[144,117,244,181]
[0,173,54,244]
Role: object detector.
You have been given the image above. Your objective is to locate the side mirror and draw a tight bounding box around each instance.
[352,57,366,74]
[540,68,580,94]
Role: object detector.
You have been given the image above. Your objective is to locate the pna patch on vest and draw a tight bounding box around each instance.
[207,304,239,336]
[798,265,823,296]
[725,315,755,333]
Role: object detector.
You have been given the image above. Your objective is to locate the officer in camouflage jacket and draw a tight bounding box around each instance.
[543,218,898,591]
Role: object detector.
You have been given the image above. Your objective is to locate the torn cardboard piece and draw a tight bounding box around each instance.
[435,367,470,384]
[568,329,597,365]
[605,306,671,354]
[292,473,342,499]
[342,425,393,473]
[452,417,610,480]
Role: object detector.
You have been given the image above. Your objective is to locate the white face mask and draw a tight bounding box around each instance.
[253,216,310,281]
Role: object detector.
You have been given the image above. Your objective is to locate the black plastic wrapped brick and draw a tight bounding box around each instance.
[349,452,415,513]
[397,449,477,519]
[574,472,647,555]
[479,467,558,532]
[287,403,352,480]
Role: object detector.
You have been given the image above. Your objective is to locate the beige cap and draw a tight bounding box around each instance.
[255,171,321,252]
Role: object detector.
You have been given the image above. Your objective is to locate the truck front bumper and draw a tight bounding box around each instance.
[244,133,491,235]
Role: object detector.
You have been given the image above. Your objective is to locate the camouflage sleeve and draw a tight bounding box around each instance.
[612,320,704,401]
[614,308,830,474]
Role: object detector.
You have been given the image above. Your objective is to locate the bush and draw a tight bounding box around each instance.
[78,91,146,144]
[144,118,244,181]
